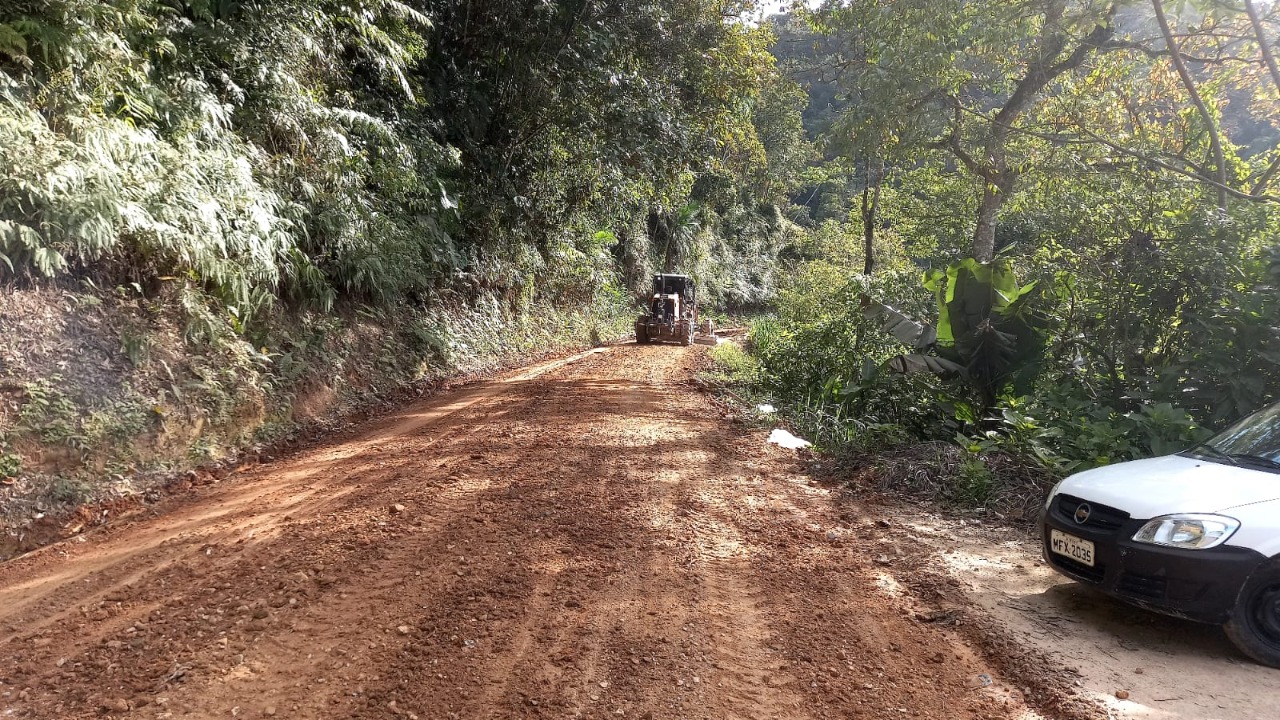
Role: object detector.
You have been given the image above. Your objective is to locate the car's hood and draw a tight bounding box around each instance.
[1058,454,1280,519]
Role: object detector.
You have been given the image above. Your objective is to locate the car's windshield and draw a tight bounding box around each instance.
[1190,401,1280,467]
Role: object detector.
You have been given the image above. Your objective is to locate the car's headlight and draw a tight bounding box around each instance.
[1131,514,1240,550]
[1043,479,1066,510]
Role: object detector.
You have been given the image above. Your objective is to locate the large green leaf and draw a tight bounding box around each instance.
[861,298,937,349]
[885,353,965,377]
[0,23,28,64]
[869,258,1047,402]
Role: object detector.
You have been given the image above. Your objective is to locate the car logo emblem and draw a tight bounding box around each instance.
[1074,503,1092,524]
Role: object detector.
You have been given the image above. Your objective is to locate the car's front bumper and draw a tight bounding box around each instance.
[1040,494,1267,624]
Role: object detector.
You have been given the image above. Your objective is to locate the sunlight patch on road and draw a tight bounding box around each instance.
[684,496,752,560]
[943,550,1017,573]
[508,347,610,382]
[435,474,496,504]
[873,571,905,597]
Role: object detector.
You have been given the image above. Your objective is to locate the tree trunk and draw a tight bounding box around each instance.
[973,183,1001,264]
[972,153,1013,263]
[860,157,883,274]
[942,10,1114,261]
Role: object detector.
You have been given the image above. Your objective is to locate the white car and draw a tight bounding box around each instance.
[1041,401,1280,667]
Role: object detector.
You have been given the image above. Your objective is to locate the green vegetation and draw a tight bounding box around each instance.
[714,0,1280,511]
[0,0,800,305]
[0,0,810,508]
[3,0,1279,521]
[707,342,764,388]
[0,446,21,480]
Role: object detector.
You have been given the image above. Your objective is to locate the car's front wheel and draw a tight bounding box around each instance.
[1224,559,1280,668]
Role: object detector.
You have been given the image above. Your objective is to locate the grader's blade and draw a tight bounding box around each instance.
[693,318,719,345]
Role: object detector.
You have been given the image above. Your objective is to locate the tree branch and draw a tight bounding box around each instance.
[1072,123,1279,203]
[1151,0,1229,209]
[940,99,995,182]
[1245,0,1280,121]
[1253,153,1280,196]
[991,11,1117,135]
[956,102,1280,204]
[1102,39,1258,65]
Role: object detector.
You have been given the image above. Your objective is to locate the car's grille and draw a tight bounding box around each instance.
[1053,494,1130,533]
[1117,571,1168,600]
[1049,553,1105,583]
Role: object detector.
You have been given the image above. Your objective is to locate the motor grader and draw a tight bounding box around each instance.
[635,273,699,345]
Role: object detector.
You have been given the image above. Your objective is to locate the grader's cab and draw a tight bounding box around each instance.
[636,273,697,345]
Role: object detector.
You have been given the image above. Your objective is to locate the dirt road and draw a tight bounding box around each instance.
[0,344,1075,719]
[893,511,1280,720]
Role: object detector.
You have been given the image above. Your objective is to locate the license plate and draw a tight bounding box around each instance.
[1049,529,1095,567]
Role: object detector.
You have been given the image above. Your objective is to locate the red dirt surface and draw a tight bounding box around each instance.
[1,344,1047,719]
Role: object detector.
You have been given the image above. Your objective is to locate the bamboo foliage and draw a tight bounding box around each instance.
[0,94,292,288]
[0,0,453,313]
[0,0,789,326]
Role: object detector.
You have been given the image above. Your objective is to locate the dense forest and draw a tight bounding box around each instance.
[0,0,806,499]
[1,0,1279,513]
[744,0,1280,509]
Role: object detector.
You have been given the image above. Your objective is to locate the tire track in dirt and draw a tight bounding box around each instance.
[1,344,1050,719]
[0,348,604,645]
[0,350,606,716]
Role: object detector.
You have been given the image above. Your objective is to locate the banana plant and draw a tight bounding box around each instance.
[864,258,1046,407]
